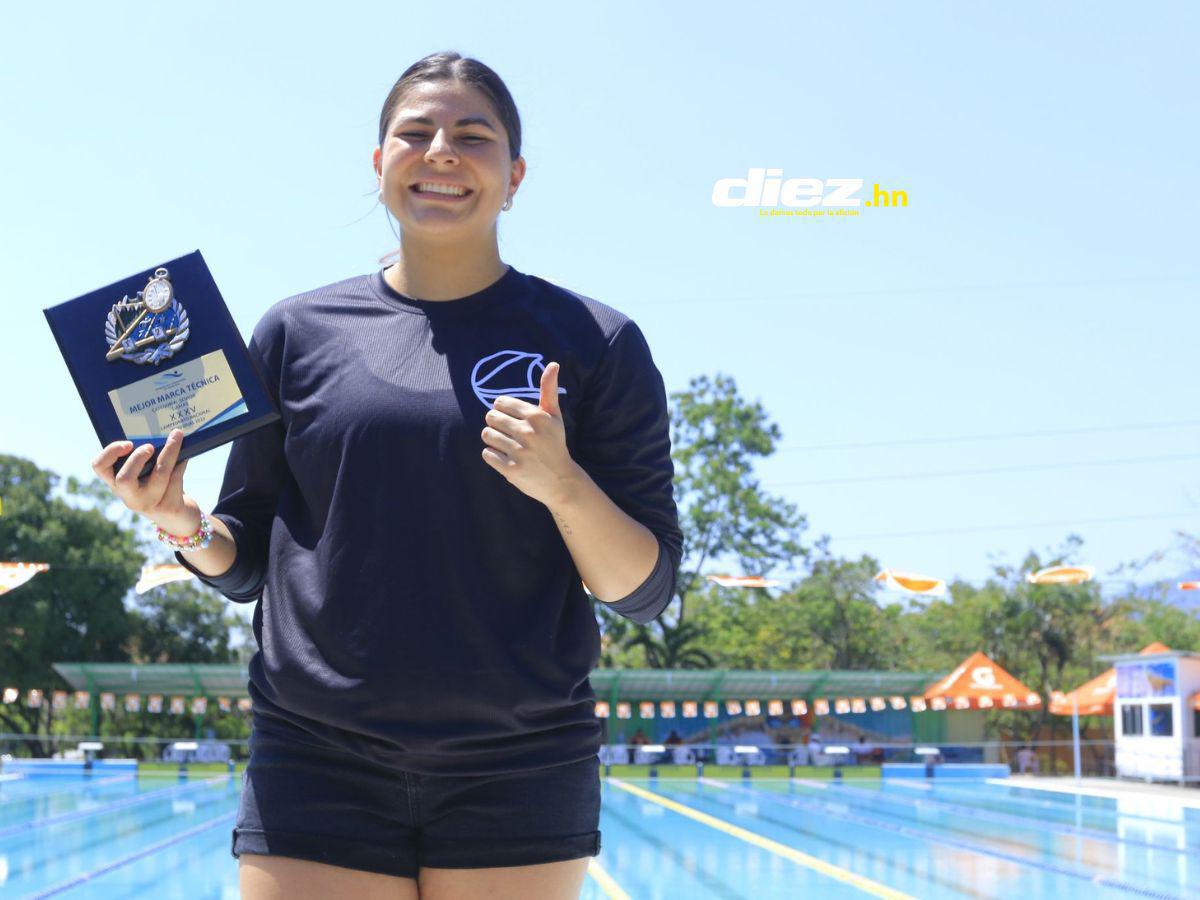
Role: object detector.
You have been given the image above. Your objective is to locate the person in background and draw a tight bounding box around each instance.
[1015,746,1040,774]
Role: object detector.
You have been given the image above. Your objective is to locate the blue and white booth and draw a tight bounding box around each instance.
[1111,649,1200,781]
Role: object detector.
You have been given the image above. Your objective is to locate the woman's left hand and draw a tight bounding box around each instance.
[481,361,581,508]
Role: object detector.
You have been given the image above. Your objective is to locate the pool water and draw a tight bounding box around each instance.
[1,771,1195,898]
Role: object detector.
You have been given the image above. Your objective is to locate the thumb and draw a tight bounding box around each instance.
[167,457,188,498]
[539,361,562,416]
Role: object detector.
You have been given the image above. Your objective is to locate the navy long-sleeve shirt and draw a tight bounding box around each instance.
[173,263,683,775]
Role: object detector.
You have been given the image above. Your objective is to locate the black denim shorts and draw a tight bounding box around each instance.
[232,711,602,879]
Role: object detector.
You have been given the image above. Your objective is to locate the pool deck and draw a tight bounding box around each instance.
[994,775,1200,808]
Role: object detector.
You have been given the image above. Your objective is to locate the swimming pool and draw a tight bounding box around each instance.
[0,770,1195,897]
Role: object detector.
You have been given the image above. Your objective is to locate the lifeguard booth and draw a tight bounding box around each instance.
[1110,649,1200,782]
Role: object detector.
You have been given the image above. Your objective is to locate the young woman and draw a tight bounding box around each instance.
[91,51,682,900]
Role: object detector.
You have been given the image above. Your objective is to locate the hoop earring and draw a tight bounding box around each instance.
[502,196,513,211]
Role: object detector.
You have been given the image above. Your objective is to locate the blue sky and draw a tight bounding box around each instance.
[3,2,1198,603]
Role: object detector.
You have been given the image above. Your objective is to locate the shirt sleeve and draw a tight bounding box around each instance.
[574,319,683,625]
[173,308,288,604]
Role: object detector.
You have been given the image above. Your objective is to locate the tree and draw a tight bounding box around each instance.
[128,580,242,664]
[0,454,143,753]
[668,373,809,623]
[595,372,809,668]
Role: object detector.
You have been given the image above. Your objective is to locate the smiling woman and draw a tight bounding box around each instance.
[117,49,685,900]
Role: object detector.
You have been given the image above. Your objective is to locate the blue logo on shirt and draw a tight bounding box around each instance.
[470,350,567,409]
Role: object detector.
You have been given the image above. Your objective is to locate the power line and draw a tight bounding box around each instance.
[774,419,1200,453]
[636,275,1198,307]
[827,510,1200,543]
[765,451,1200,488]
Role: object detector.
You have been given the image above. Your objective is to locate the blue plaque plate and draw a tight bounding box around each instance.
[43,249,281,479]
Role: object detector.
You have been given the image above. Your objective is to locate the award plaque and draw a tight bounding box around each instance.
[43,250,281,480]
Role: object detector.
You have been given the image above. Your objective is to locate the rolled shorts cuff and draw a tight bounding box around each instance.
[418,829,601,870]
[232,826,419,880]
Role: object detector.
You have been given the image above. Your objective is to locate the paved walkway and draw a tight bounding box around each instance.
[997,774,1200,807]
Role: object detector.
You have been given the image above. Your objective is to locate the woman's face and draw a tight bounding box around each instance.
[374,80,524,237]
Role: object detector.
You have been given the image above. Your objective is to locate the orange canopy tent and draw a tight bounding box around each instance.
[1049,642,1170,716]
[924,651,1041,710]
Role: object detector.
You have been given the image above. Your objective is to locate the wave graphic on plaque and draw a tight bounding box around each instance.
[470,349,566,410]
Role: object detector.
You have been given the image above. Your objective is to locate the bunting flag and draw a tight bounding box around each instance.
[909,697,927,712]
[594,701,610,718]
[873,568,947,597]
[237,698,252,712]
[100,692,115,711]
[27,689,42,708]
[169,696,185,715]
[703,701,719,718]
[218,697,231,713]
[134,563,194,594]
[616,702,631,719]
[850,698,867,713]
[191,697,207,715]
[767,699,784,716]
[791,699,807,716]
[889,696,907,710]
[1,688,15,704]
[744,700,761,716]
[1049,642,1169,716]
[73,691,89,710]
[705,574,781,588]
[148,694,164,713]
[659,701,675,718]
[724,700,742,715]
[1026,565,1094,585]
[834,698,851,714]
[924,651,1041,709]
[52,691,67,711]
[814,699,830,715]
[0,563,50,596]
[870,697,887,712]
[124,694,141,712]
[682,701,698,718]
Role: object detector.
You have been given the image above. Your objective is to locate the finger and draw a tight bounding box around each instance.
[166,456,189,495]
[539,362,561,415]
[491,396,533,418]
[114,442,157,488]
[91,441,133,488]
[145,429,184,500]
[485,407,523,433]
[481,426,523,455]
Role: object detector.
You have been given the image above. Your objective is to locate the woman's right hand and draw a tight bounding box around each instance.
[91,428,199,534]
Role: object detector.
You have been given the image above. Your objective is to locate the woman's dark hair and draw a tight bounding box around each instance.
[378,51,522,162]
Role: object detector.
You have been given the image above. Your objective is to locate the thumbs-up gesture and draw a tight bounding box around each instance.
[480,361,581,507]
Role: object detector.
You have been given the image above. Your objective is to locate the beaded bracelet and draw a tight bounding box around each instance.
[155,511,213,551]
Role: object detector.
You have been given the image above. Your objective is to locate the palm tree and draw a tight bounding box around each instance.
[625,618,715,669]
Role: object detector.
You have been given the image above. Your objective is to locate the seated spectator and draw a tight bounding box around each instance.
[629,728,650,746]
[1015,746,1039,774]
[664,729,683,746]
[853,735,874,765]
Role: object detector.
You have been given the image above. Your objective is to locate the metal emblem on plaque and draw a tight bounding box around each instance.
[105,267,191,365]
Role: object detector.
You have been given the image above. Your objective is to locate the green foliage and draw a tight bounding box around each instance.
[595,373,1200,740]
[668,372,810,621]
[128,581,242,664]
[0,454,251,750]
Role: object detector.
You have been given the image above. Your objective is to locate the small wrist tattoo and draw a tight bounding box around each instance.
[552,510,574,535]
